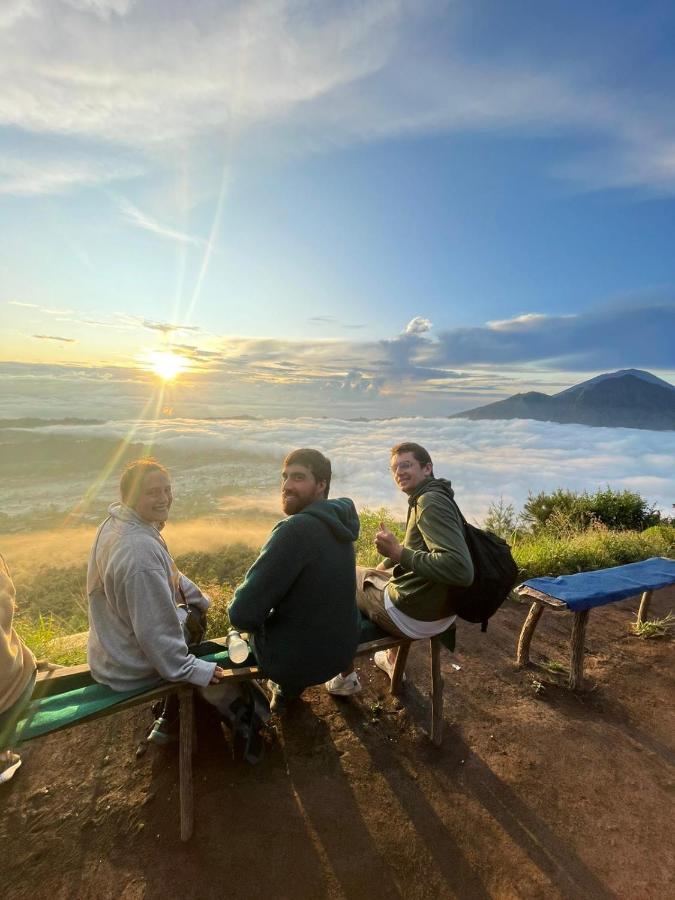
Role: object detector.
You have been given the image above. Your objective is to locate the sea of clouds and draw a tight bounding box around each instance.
[11,416,674,526]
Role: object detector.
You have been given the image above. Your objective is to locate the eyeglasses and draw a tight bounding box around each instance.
[390,461,416,473]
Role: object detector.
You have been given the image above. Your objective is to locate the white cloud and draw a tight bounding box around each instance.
[119,198,205,246]
[6,415,675,523]
[404,316,432,335]
[0,1,674,193]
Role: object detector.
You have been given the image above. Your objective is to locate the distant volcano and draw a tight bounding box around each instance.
[451,369,675,431]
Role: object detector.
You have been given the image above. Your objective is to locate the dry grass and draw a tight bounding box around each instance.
[2,515,275,581]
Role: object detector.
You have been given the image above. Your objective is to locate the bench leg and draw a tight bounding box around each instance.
[390,642,411,695]
[516,602,544,667]
[636,590,653,626]
[569,610,589,690]
[179,687,194,842]
[430,637,443,746]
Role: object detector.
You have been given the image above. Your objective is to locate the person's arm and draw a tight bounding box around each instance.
[228,519,309,632]
[399,494,474,587]
[178,572,210,612]
[123,568,216,687]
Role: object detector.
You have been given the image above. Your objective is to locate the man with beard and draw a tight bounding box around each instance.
[228,448,360,714]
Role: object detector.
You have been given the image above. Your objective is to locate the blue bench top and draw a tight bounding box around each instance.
[521,556,675,612]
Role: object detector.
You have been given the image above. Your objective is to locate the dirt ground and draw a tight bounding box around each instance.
[2,587,673,900]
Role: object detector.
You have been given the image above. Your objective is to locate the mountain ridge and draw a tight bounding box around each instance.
[450,370,675,430]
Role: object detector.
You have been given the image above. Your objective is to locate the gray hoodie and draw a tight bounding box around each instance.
[87,503,215,691]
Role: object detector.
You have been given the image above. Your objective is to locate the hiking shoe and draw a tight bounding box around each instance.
[374,650,406,683]
[0,751,21,785]
[325,672,362,696]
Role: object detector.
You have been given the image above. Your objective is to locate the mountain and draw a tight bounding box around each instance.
[451,370,675,430]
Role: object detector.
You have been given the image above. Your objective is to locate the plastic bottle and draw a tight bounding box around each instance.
[226,629,249,664]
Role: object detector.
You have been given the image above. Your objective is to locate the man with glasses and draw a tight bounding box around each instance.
[326,441,473,695]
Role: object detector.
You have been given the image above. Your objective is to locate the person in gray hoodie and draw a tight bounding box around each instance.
[87,459,229,743]
[228,448,360,713]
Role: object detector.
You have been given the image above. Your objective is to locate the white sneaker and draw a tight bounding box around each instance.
[374,650,406,683]
[325,672,362,696]
[0,751,21,785]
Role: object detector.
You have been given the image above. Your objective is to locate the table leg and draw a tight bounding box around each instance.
[391,642,410,695]
[569,610,590,690]
[636,590,653,626]
[430,637,443,746]
[516,602,544,667]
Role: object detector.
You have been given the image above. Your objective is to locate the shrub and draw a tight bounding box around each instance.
[522,487,660,533]
[483,497,518,540]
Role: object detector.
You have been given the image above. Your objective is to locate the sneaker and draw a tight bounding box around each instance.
[0,751,21,785]
[325,672,362,696]
[267,681,287,715]
[374,650,406,683]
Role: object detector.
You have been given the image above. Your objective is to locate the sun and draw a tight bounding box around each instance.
[148,350,187,381]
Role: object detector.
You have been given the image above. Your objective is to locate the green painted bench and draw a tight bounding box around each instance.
[15,618,454,841]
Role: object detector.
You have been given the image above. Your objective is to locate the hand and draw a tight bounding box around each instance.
[375,521,403,563]
[209,665,226,684]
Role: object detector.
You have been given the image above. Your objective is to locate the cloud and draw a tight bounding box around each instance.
[138,319,201,335]
[404,316,432,335]
[1,1,674,194]
[119,199,205,246]
[5,415,675,524]
[0,150,143,196]
[431,302,675,370]
[32,334,76,343]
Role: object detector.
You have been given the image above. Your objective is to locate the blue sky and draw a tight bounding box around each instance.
[1,0,674,418]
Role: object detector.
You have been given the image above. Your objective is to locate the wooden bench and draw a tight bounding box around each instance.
[515,557,675,690]
[28,631,449,842]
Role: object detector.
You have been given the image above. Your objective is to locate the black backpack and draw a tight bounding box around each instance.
[446,499,519,631]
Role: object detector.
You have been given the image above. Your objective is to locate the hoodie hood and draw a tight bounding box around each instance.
[297,497,360,542]
[408,476,455,508]
[106,502,166,543]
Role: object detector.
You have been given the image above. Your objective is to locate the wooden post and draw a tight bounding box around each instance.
[430,637,443,746]
[569,610,590,690]
[636,590,653,626]
[516,602,544,667]
[390,642,411,695]
[178,687,194,842]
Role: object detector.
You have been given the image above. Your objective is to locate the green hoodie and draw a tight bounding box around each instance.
[386,477,474,621]
[229,498,360,693]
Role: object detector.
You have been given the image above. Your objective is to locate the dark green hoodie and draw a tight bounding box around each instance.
[386,477,474,621]
[228,498,360,692]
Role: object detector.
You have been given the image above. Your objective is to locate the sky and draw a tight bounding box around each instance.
[1,0,675,419]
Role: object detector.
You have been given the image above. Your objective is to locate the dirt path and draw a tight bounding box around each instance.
[2,589,673,899]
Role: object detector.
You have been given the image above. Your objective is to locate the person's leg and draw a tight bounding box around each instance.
[0,669,37,783]
[326,569,407,694]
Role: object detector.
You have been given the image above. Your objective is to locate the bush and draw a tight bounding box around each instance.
[483,497,518,540]
[523,487,660,533]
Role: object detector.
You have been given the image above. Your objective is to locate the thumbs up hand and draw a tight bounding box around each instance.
[375,521,403,563]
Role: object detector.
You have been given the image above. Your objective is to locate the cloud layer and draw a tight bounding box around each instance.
[2,1,675,194]
[5,415,674,525]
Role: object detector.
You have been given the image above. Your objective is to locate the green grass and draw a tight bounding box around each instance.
[511,524,672,581]
[12,507,673,664]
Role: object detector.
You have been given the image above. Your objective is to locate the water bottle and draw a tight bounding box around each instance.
[226,629,249,664]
